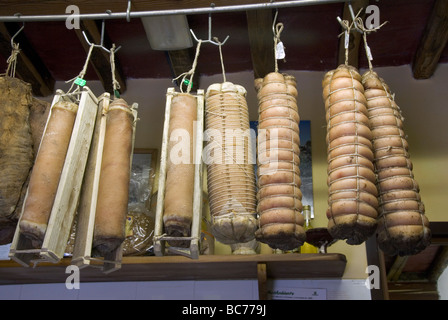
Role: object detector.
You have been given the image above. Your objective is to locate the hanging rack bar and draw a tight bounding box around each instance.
[0,0,348,23]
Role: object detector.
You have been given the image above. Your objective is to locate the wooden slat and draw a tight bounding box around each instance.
[388,282,439,300]
[0,23,54,96]
[0,253,347,285]
[246,9,275,79]
[0,1,296,16]
[74,20,127,95]
[365,236,389,300]
[413,0,448,79]
[337,0,368,68]
[387,255,409,282]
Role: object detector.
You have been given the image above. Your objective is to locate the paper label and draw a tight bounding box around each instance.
[74,77,86,87]
[268,287,327,300]
[366,44,373,61]
[344,31,350,49]
[275,41,286,60]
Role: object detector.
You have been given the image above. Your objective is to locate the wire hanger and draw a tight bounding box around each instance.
[10,22,25,48]
[81,15,121,53]
[190,5,229,46]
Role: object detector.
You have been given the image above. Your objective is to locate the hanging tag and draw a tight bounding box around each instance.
[344,31,350,49]
[114,89,121,99]
[74,78,86,87]
[275,41,286,60]
[366,44,373,61]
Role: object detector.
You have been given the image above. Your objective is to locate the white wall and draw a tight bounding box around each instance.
[438,266,448,300]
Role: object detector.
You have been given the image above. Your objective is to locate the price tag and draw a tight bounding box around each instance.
[276,41,286,60]
[74,77,86,87]
[366,44,373,61]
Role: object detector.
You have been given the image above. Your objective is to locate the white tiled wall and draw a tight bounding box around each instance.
[0,278,373,300]
[0,280,260,300]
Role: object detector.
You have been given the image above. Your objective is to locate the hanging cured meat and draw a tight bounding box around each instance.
[362,70,431,256]
[0,77,34,223]
[162,93,197,247]
[322,64,379,245]
[19,100,79,248]
[93,98,135,255]
[255,72,305,251]
[205,82,257,244]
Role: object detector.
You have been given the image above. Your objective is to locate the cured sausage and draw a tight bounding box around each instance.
[323,65,378,245]
[362,70,430,256]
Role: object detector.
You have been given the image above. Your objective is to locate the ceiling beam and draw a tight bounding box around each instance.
[246,9,275,80]
[412,0,448,79]
[337,0,368,68]
[0,23,54,96]
[74,20,127,95]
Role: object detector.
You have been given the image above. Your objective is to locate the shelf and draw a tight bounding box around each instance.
[0,253,346,285]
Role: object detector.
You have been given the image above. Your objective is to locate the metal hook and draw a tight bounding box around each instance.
[10,22,24,48]
[336,2,364,34]
[190,6,229,46]
[81,14,121,53]
[126,0,132,22]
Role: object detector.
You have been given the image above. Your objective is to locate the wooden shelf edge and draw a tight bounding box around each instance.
[0,253,346,285]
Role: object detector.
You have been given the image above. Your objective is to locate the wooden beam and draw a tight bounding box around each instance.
[337,0,368,68]
[387,255,409,282]
[413,0,448,79]
[365,236,389,300]
[74,20,127,95]
[0,1,295,16]
[167,48,200,92]
[0,23,54,96]
[257,263,268,300]
[246,9,275,79]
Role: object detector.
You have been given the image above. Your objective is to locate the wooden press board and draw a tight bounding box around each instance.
[71,93,139,274]
[9,87,98,267]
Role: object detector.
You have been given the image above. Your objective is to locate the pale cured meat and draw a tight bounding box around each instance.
[362,70,430,256]
[162,93,197,247]
[255,72,305,250]
[323,64,378,245]
[205,82,257,244]
[93,98,135,255]
[19,100,78,247]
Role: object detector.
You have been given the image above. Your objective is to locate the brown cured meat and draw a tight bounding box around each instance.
[0,77,34,223]
[323,65,378,245]
[163,93,197,247]
[19,100,78,247]
[205,82,257,244]
[255,72,305,251]
[362,70,430,256]
[93,99,135,255]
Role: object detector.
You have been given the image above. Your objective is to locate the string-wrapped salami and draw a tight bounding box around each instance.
[255,72,305,251]
[205,82,257,244]
[322,64,379,245]
[362,71,430,256]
